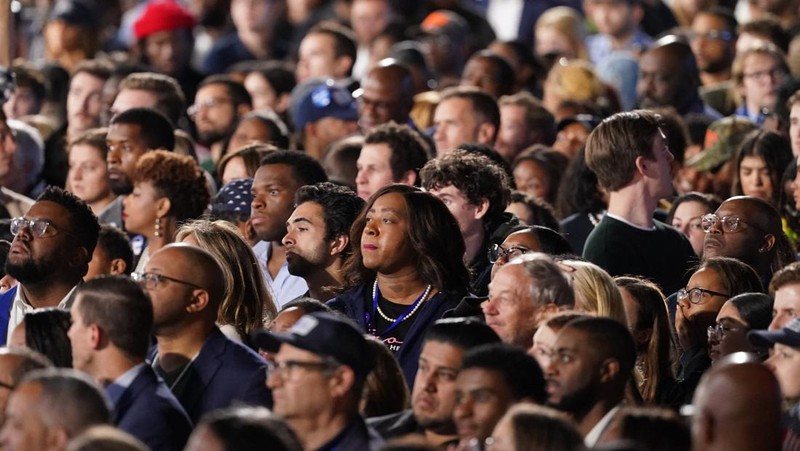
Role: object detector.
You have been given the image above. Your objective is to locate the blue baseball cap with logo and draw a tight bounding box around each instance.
[291,78,358,130]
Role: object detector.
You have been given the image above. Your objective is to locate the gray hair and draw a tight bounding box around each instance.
[508,252,575,308]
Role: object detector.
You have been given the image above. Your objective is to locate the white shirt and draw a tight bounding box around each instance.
[7,283,80,344]
[252,241,309,309]
[487,0,524,41]
[584,404,622,447]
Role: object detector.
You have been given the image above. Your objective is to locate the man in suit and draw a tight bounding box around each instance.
[68,275,192,451]
[142,243,270,422]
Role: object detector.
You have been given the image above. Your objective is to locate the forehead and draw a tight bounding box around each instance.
[716,199,753,216]
[196,83,230,100]
[107,122,143,141]
[114,89,159,110]
[302,32,335,51]
[145,247,187,273]
[744,52,780,68]
[70,72,104,89]
[775,283,800,306]
[370,192,408,213]
[420,340,463,366]
[275,342,323,361]
[457,367,506,388]
[359,143,392,163]
[692,13,729,30]
[492,263,532,288]
[290,201,325,222]
[553,326,589,350]
[27,200,70,224]
[502,230,541,250]
[254,163,298,185]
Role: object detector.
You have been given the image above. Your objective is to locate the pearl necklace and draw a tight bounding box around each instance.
[373,281,432,323]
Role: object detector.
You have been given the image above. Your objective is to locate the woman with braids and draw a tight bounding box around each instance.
[327,184,471,386]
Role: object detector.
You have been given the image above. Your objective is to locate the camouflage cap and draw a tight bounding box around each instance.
[686,116,758,172]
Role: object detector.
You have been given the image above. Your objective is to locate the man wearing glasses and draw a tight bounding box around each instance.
[190,75,252,167]
[139,243,270,423]
[0,186,100,346]
[254,311,383,450]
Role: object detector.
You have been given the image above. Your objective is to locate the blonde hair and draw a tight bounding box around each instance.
[560,260,627,325]
[534,6,588,60]
[175,220,277,342]
[545,60,609,107]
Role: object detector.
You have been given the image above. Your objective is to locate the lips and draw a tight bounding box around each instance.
[362,243,377,251]
[414,394,435,411]
[9,240,29,256]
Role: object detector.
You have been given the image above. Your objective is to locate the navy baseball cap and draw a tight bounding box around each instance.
[253,312,376,378]
[210,178,253,219]
[748,318,800,348]
[290,78,358,130]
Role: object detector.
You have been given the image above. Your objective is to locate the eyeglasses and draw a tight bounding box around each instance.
[10,217,71,239]
[700,214,767,234]
[187,97,233,117]
[488,243,531,264]
[743,68,787,83]
[687,30,733,42]
[131,272,202,290]
[265,359,338,380]
[677,287,730,305]
[707,322,741,340]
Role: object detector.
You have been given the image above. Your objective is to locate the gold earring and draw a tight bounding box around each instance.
[154,217,162,237]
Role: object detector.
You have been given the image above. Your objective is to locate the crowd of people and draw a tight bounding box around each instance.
[0,0,799,450]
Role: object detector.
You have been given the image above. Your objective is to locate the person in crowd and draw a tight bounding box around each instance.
[0,347,52,427]
[355,122,429,201]
[459,51,515,98]
[295,22,357,83]
[691,359,783,451]
[266,297,334,335]
[3,63,46,120]
[184,406,302,451]
[255,312,383,450]
[251,150,328,308]
[109,72,187,130]
[190,75,252,167]
[583,110,696,296]
[242,61,296,118]
[544,316,636,447]
[68,276,192,451]
[0,368,111,451]
[452,343,546,449]
[489,403,583,451]
[328,185,470,385]
[732,43,790,126]
[139,243,270,423]
[505,191,561,230]
[674,257,763,405]
[495,92,556,164]
[10,309,72,368]
[176,219,277,345]
[600,406,691,450]
[432,87,499,157]
[122,150,209,272]
[483,253,574,349]
[614,276,677,405]
[708,292,773,364]
[0,186,99,345]
[556,148,607,253]
[421,150,520,296]
[361,337,409,418]
[66,128,116,225]
[511,146,569,207]
[357,60,416,133]
[552,114,599,160]
[225,109,289,154]
[208,178,258,246]
[217,144,273,186]
[689,7,737,89]
[584,0,652,66]
[730,130,793,211]
[558,259,627,324]
[667,192,722,258]
[289,79,359,161]
[85,225,133,280]
[768,261,800,331]
[368,317,500,448]
[282,182,364,302]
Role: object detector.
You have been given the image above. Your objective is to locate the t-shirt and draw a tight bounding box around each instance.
[583,215,697,295]
[372,297,416,354]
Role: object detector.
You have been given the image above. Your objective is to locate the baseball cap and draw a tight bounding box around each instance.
[290,78,358,130]
[416,10,468,42]
[748,318,800,348]
[556,114,601,133]
[685,116,758,172]
[49,0,99,27]
[133,1,196,40]
[252,312,377,378]
[210,178,253,219]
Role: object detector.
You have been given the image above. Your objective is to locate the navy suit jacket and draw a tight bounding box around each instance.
[0,286,16,346]
[150,327,271,424]
[113,366,193,451]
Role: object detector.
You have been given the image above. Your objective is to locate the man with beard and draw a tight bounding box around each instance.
[282,182,364,302]
[251,151,327,308]
[0,186,100,345]
[544,316,636,447]
[368,318,500,448]
[105,108,176,227]
[690,8,738,116]
[190,75,252,167]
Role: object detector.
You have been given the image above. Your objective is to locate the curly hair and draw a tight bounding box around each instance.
[294,182,365,245]
[133,150,210,223]
[341,184,470,296]
[420,150,510,227]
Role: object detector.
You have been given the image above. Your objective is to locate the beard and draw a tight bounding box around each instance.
[109,176,133,196]
[6,256,49,284]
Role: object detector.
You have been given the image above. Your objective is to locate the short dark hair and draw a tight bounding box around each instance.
[527,225,573,255]
[309,22,357,72]
[110,107,176,151]
[728,292,773,331]
[667,192,722,225]
[461,343,546,403]
[508,192,560,231]
[698,6,738,35]
[439,87,501,141]
[260,150,328,186]
[11,63,46,105]
[769,261,800,295]
[37,186,100,260]
[363,122,431,183]
[247,61,297,96]
[421,150,510,226]
[238,110,290,148]
[563,316,636,386]
[423,317,500,350]
[294,182,365,243]
[511,146,569,205]
[96,225,133,276]
[75,276,154,359]
[117,72,186,125]
[197,75,252,108]
[72,59,113,83]
[22,309,72,368]
[468,51,515,97]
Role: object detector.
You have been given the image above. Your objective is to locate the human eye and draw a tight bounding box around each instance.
[507,246,529,257]
[439,370,458,382]
[269,189,280,196]
[558,352,573,364]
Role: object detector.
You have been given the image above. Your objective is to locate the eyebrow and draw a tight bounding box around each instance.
[287,217,313,226]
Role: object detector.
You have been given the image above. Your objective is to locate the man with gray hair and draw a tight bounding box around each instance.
[0,367,111,451]
[482,253,574,348]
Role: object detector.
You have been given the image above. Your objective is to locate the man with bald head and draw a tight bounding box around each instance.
[691,358,783,451]
[702,195,791,284]
[357,60,415,132]
[143,243,270,423]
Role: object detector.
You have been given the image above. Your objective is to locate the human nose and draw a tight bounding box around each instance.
[453,395,473,420]
[107,147,121,166]
[363,218,378,236]
[282,229,295,247]
[481,297,498,316]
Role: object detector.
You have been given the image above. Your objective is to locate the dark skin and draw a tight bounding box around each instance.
[358,62,414,131]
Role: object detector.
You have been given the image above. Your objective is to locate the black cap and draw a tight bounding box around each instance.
[49,0,100,27]
[748,318,800,348]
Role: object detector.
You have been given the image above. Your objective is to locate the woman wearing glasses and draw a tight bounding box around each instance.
[123,150,210,273]
[708,292,773,364]
[327,184,470,386]
[673,256,763,404]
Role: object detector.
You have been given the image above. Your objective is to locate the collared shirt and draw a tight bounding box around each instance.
[105,363,147,407]
[7,283,80,344]
[584,404,622,447]
[252,241,308,309]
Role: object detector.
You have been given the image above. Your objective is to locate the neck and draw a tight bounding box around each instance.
[376,270,429,305]
[239,30,271,59]
[91,352,143,386]
[606,189,656,229]
[463,226,486,265]
[155,321,213,367]
[700,70,731,86]
[20,279,77,308]
[745,98,767,118]
[287,410,352,451]
[575,399,617,438]
[146,221,175,254]
[306,259,344,302]
[89,195,116,216]
[304,137,323,161]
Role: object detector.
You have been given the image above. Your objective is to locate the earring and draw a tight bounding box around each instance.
[154,217,162,237]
